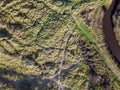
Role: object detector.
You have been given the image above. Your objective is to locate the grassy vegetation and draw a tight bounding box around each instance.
[0,0,120,90]
[71,0,120,89]
[76,21,96,42]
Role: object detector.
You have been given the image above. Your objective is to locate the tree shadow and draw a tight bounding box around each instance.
[0,68,40,90]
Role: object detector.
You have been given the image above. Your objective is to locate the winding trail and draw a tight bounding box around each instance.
[103,0,120,63]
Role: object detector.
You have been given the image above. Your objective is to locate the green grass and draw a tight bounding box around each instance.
[76,21,96,42]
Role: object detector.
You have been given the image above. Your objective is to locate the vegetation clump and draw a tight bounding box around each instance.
[0,0,120,90]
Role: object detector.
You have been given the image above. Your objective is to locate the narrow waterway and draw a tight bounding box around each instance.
[103,0,120,64]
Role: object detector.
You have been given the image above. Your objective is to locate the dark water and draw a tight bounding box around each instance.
[103,0,120,64]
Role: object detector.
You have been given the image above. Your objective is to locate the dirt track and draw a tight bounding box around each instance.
[103,0,120,63]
